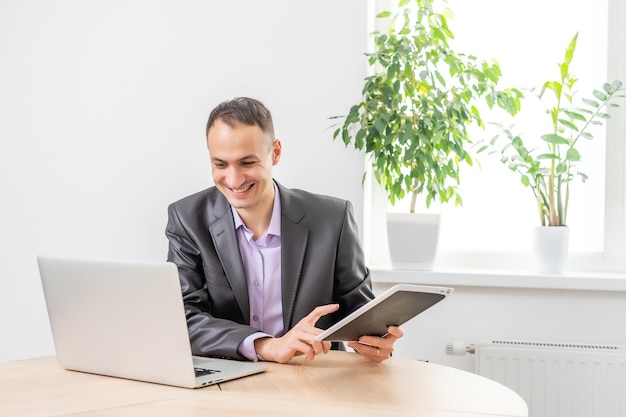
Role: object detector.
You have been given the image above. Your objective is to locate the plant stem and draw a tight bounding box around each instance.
[548,156,557,226]
[537,192,545,226]
[410,180,418,214]
[561,182,569,226]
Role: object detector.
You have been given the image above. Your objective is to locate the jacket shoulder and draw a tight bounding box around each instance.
[170,187,218,208]
[167,187,230,221]
[283,186,349,211]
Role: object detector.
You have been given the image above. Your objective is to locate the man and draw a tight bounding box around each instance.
[165,97,402,363]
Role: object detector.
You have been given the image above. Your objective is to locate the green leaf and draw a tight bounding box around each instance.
[521,175,530,186]
[559,119,578,131]
[341,128,350,146]
[563,110,586,122]
[346,105,360,124]
[541,134,569,145]
[582,98,599,108]
[355,129,366,149]
[403,62,413,79]
[432,27,446,43]
[603,82,617,94]
[559,62,568,82]
[564,33,578,65]
[566,147,581,161]
[611,80,624,90]
[434,70,447,87]
[373,118,385,136]
[593,89,609,101]
[387,63,398,79]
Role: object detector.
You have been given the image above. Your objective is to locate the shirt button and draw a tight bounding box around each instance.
[252,315,259,321]
[253,280,260,286]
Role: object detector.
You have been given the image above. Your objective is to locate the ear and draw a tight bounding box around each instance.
[272,139,282,165]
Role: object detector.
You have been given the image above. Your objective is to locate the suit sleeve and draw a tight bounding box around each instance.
[332,200,375,318]
[165,203,258,360]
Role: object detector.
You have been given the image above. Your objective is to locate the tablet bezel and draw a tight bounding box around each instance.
[315,284,453,342]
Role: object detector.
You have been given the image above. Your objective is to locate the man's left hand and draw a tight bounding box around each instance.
[346,326,403,363]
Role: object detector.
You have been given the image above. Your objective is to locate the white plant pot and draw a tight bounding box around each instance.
[386,213,441,270]
[533,226,569,274]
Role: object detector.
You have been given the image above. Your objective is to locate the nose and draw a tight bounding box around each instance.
[223,166,246,187]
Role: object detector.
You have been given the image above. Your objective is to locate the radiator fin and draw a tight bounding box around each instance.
[476,340,626,417]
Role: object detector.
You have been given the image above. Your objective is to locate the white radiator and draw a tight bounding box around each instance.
[475,340,626,417]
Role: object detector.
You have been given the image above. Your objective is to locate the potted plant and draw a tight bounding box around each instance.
[477,33,624,274]
[331,0,521,269]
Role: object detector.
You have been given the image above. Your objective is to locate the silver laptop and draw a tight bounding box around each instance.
[37,255,268,389]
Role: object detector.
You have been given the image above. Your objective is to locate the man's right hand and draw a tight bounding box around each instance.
[253,304,339,363]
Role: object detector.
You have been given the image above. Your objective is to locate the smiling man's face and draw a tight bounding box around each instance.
[207,118,281,216]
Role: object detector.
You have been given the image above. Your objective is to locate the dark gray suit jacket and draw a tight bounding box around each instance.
[165,181,374,360]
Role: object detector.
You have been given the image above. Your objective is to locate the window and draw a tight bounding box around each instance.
[364,0,626,272]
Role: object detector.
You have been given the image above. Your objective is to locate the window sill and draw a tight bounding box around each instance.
[370,267,626,292]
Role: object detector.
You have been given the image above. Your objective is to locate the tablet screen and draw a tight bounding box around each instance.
[316,284,453,342]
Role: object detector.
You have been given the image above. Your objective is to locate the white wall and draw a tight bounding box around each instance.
[0,0,368,363]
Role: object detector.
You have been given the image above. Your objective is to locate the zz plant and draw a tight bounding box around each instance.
[332,0,521,213]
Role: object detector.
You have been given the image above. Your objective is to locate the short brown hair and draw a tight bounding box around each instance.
[206,97,275,141]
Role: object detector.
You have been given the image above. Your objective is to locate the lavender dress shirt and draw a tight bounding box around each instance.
[233,187,284,360]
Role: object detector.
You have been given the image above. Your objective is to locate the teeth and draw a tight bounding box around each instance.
[232,184,252,193]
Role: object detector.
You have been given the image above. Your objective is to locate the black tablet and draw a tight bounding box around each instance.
[315,284,453,342]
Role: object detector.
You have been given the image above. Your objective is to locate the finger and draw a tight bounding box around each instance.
[385,326,403,340]
[310,340,324,356]
[358,327,402,349]
[288,334,327,361]
[297,339,323,362]
[348,341,388,362]
[302,304,339,326]
[322,340,332,354]
[290,340,315,361]
[358,335,392,350]
[291,321,330,341]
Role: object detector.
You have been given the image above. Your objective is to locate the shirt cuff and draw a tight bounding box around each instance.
[238,332,272,362]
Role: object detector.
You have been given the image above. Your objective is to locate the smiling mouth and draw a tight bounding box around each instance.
[230,184,253,194]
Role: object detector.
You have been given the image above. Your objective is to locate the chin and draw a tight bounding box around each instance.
[229,202,250,210]
[226,196,255,209]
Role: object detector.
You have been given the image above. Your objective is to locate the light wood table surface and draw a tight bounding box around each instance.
[0,351,527,417]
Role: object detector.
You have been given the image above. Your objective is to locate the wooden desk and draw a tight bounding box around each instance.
[0,351,527,417]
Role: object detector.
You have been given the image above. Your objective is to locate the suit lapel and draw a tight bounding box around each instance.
[208,193,250,323]
[206,183,309,330]
[277,184,309,331]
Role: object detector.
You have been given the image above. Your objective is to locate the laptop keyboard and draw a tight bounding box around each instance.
[195,367,221,377]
